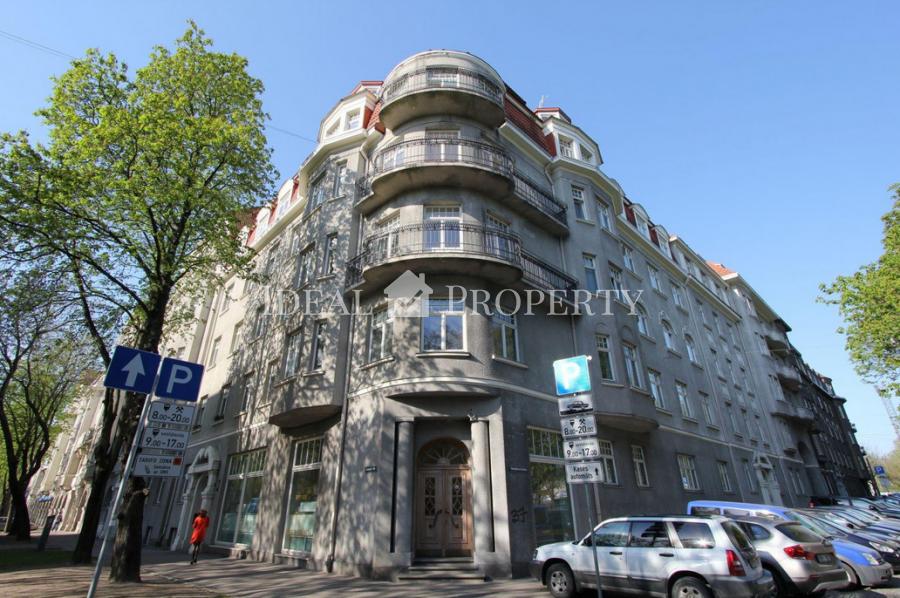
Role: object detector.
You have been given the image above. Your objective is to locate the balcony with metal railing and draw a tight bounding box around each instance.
[773,399,815,426]
[379,67,506,129]
[345,222,578,304]
[357,138,514,213]
[511,172,569,235]
[774,360,803,391]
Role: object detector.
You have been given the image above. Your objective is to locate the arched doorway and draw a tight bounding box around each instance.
[415,438,473,558]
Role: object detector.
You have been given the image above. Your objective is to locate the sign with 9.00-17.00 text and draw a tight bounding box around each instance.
[564,437,601,460]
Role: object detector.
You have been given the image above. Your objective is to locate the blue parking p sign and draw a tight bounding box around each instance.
[553,355,592,396]
[155,357,205,403]
[875,465,886,476]
[103,346,161,395]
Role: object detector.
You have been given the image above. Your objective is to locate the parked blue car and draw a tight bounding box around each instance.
[687,500,893,589]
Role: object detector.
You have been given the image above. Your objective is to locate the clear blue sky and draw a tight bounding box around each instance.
[3,1,898,452]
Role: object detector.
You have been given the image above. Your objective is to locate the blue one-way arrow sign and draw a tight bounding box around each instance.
[103,346,161,394]
[155,357,204,403]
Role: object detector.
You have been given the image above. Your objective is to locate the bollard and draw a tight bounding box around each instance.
[36,515,55,551]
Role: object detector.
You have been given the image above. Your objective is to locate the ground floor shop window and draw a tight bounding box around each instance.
[216,447,266,545]
[528,428,575,545]
[283,437,323,553]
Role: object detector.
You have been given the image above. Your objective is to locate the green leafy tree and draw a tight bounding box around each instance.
[0,22,275,579]
[821,185,900,399]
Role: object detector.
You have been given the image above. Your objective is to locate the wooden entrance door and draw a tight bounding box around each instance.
[415,439,473,558]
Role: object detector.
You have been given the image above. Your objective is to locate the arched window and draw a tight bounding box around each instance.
[685,334,698,363]
[662,320,676,350]
[635,304,650,337]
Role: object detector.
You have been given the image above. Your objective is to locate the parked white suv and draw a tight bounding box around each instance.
[530,515,775,598]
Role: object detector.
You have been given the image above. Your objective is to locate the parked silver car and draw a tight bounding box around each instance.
[734,517,849,596]
[530,515,774,598]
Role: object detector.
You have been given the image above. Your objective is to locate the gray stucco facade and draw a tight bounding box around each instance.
[69,50,873,580]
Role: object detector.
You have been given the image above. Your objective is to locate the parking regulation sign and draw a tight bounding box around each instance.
[155,357,204,402]
[558,393,594,416]
[553,356,592,396]
[560,414,597,439]
[147,400,195,427]
[564,438,601,461]
[140,426,190,451]
[133,453,184,478]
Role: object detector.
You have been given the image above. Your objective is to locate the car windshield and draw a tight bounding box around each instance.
[721,520,756,561]
[777,523,823,543]
[806,515,848,537]
[847,508,879,522]
[785,512,833,538]
[835,510,870,525]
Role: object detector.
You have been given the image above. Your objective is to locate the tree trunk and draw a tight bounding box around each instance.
[7,484,31,541]
[71,461,113,564]
[109,476,146,582]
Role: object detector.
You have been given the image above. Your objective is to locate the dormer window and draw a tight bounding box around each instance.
[325,119,340,137]
[558,136,574,158]
[345,109,361,131]
[579,145,593,163]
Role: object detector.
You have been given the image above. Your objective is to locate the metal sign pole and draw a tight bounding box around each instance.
[86,391,154,598]
[584,483,603,598]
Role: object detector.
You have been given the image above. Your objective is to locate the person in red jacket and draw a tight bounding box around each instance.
[190,509,210,565]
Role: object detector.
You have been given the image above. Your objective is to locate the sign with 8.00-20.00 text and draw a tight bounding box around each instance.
[147,400,195,426]
[560,414,597,439]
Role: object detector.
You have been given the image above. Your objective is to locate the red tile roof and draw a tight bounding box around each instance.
[504,97,555,155]
[707,261,737,277]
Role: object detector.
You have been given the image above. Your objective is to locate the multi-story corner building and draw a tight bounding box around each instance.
[64,50,871,579]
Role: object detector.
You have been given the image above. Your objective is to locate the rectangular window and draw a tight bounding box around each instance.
[579,145,593,163]
[632,445,650,487]
[671,283,685,308]
[743,459,757,492]
[596,199,612,230]
[310,320,326,370]
[195,395,207,428]
[528,428,574,545]
[221,284,234,312]
[583,254,598,292]
[424,205,462,250]
[678,454,701,491]
[309,173,326,209]
[345,109,360,130]
[718,461,734,493]
[700,392,716,426]
[595,334,615,381]
[598,440,618,484]
[367,307,393,362]
[230,321,243,354]
[217,448,267,546]
[648,265,661,291]
[240,374,254,412]
[648,369,665,409]
[331,162,347,197]
[696,300,708,324]
[676,382,693,418]
[209,337,221,366]
[558,136,574,158]
[622,343,643,389]
[283,438,323,553]
[726,403,741,437]
[609,264,624,297]
[491,311,519,361]
[215,385,231,419]
[284,329,302,377]
[571,185,587,220]
[253,305,265,338]
[322,234,338,275]
[422,298,465,351]
[297,244,315,287]
[621,244,634,271]
[263,360,278,402]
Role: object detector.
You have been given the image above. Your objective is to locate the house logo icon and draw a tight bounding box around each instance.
[383,270,433,318]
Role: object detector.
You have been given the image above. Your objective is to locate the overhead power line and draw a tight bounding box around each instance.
[0,28,317,145]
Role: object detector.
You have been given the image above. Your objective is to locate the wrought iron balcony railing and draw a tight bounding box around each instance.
[381,67,503,106]
[512,172,567,226]
[345,221,578,299]
[369,138,514,180]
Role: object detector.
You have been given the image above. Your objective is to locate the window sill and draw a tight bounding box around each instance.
[706,424,721,431]
[655,407,673,416]
[212,416,225,426]
[317,274,337,282]
[716,374,728,383]
[666,348,682,358]
[599,226,617,240]
[682,416,700,424]
[192,425,201,432]
[600,381,624,388]
[302,370,325,378]
[416,351,471,359]
[360,356,394,370]
[690,361,703,370]
[275,376,296,388]
[629,386,651,397]
[676,305,690,315]
[575,218,595,226]
[639,333,655,344]
[624,269,642,283]
[492,355,528,369]
[652,289,668,300]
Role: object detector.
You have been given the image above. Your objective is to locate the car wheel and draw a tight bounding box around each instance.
[670,576,713,598]
[546,563,576,598]
[766,567,792,598]
[842,563,861,590]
